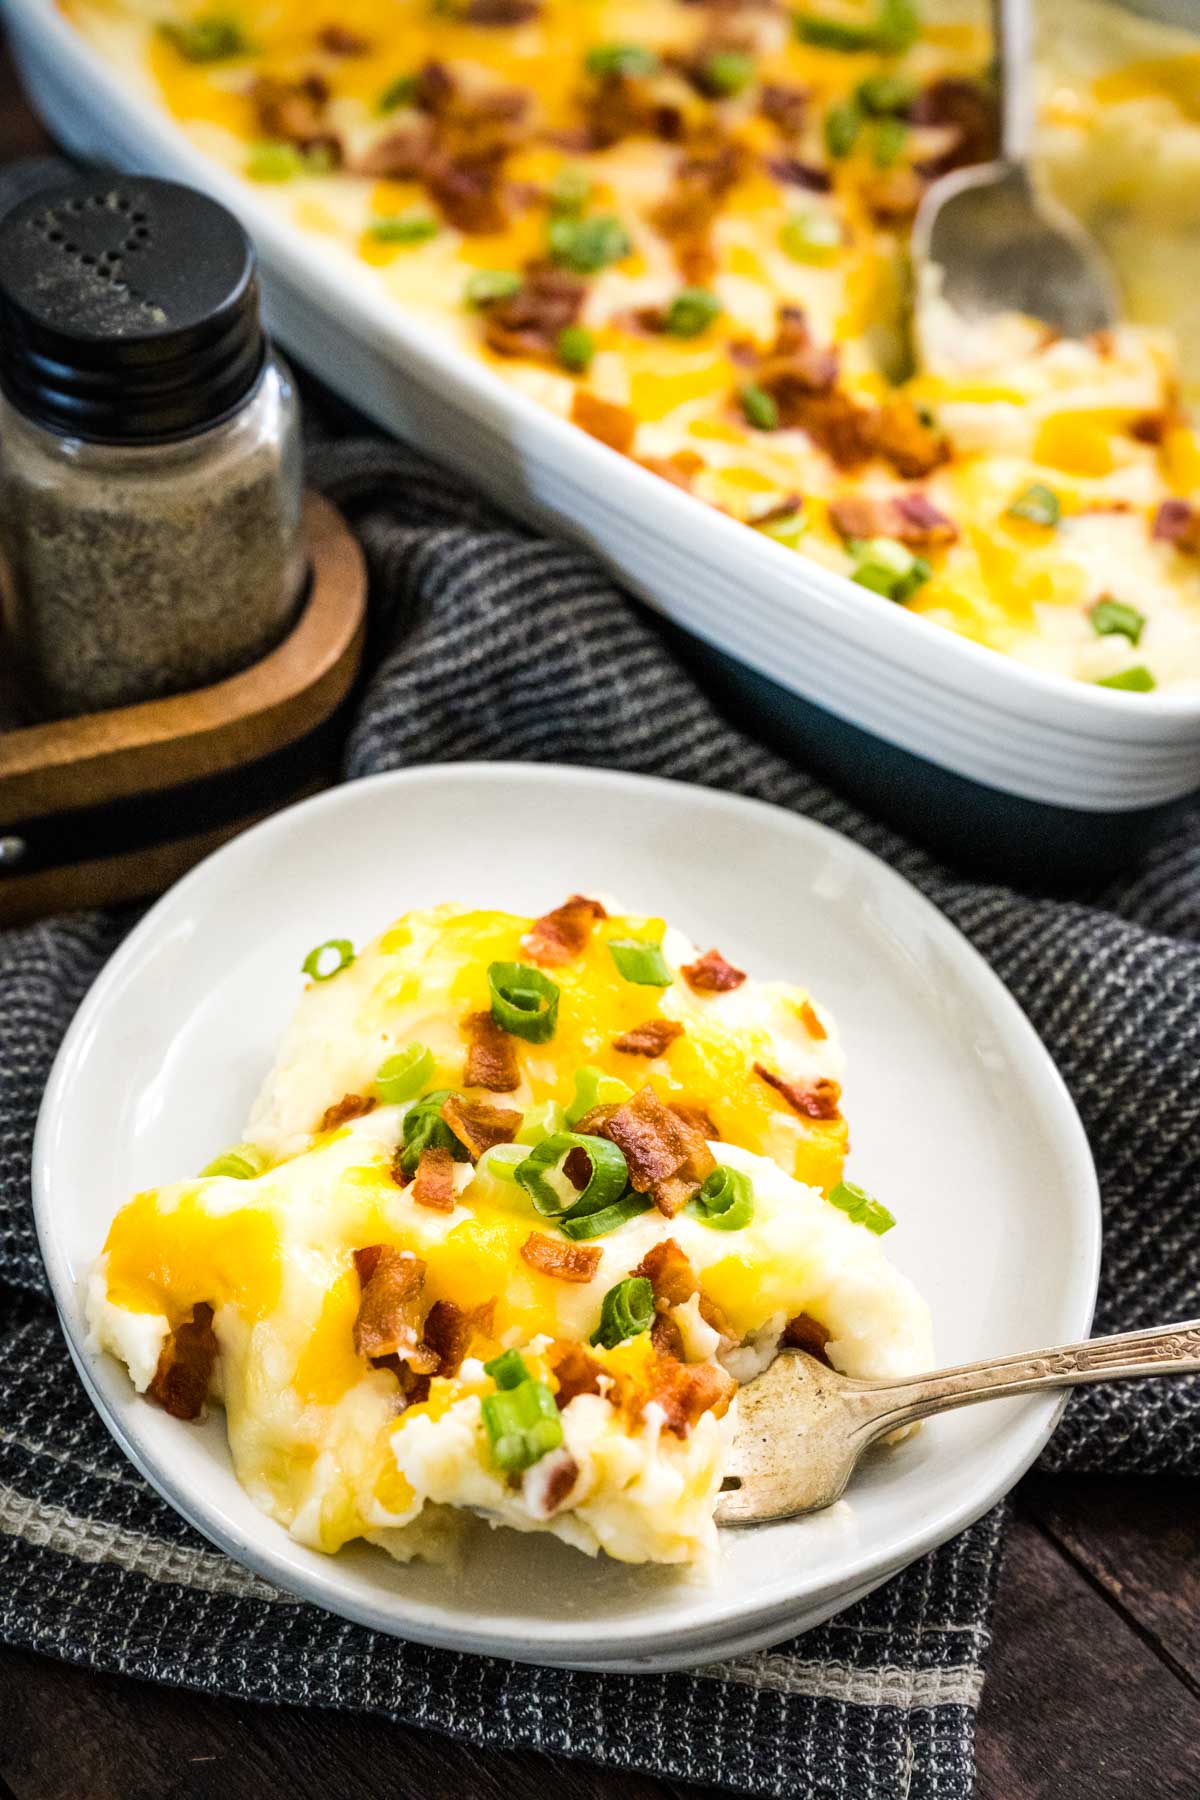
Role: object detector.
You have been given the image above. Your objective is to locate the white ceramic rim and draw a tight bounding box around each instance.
[6,0,1200,766]
[32,763,1102,1667]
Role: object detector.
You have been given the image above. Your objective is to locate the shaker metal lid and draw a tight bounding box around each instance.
[0,175,266,444]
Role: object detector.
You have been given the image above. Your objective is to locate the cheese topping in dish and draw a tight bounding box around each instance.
[88,898,932,1567]
[63,0,1200,691]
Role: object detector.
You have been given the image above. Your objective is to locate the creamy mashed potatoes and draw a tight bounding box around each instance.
[88,897,932,1567]
[64,0,1200,689]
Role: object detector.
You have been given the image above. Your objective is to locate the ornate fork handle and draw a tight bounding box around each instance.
[857,1320,1200,1440]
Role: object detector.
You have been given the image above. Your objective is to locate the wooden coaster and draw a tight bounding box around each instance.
[0,491,366,925]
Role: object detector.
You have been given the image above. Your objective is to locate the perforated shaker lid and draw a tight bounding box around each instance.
[0,175,265,444]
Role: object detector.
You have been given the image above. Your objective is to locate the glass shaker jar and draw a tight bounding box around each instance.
[0,176,304,719]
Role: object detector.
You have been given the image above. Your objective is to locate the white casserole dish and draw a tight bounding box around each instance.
[4,0,1200,877]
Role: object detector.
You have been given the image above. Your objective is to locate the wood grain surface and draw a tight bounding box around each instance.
[1,28,1195,1800]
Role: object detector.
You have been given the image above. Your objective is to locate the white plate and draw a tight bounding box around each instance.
[34,764,1100,1671]
[6,0,1200,818]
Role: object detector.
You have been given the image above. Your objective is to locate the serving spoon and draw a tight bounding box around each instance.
[910,0,1118,347]
[715,1318,1200,1525]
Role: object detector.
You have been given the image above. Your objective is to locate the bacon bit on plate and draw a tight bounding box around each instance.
[569,1101,620,1139]
[520,1231,603,1283]
[317,24,370,54]
[317,1093,376,1133]
[637,453,700,492]
[604,1085,716,1215]
[412,1144,458,1211]
[520,894,607,966]
[422,1296,495,1378]
[353,120,436,179]
[760,83,812,138]
[750,492,804,527]
[783,1310,832,1362]
[353,1247,438,1370]
[754,1062,842,1120]
[440,1092,522,1157]
[872,400,950,480]
[681,946,746,992]
[463,1008,521,1092]
[828,491,957,548]
[523,1446,581,1517]
[461,0,541,19]
[863,166,923,226]
[612,1019,685,1057]
[798,999,827,1040]
[650,1353,736,1437]
[148,1302,218,1421]
[909,77,998,181]
[652,142,749,283]
[768,157,831,192]
[1153,499,1200,554]
[547,1339,604,1407]
[253,74,341,161]
[1128,411,1173,446]
[571,390,638,455]
[482,265,587,360]
[634,1237,698,1308]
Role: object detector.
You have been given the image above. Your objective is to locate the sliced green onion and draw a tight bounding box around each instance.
[824,100,863,159]
[478,1142,529,1183]
[301,938,355,981]
[1097,665,1156,692]
[780,210,841,264]
[481,1373,564,1471]
[550,164,592,215]
[397,1088,469,1178]
[515,1099,566,1145]
[608,938,673,986]
[850,536,931,603]
[368,211,439,244]
[464,268,523,308]
[557,324,596,373]
[378,73,419,112]
[515,1131,630,1217]
[756,509,807,549]
[701,50,755,97]
[829,1178,896,1234]
[159,16,249,61]
[565,1066,633,1126]
[1090,597,1145,646]
[686,1164,755,1230]
[876,0,920,52]
[590,1276,654,1349]
[739,383,780,432]
[873,116,909,167]
[201,1142,268,1180]
[548,213,632,274]
[246,141,306,183]
[663,287,723,338]
[375,1043,435,1104]
[856,73,917,114]
[484,1348,530,1390]
[585,42,659,79]
[1007,482,1061,528]
[793,14,877,51]
[559,1191,653,1239]
[487,961,560,1043]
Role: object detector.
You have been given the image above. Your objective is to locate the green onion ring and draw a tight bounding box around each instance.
[375,1043,435,1104]
[301,938,354,981]
[559,1192,654,1239]
[487,961,561,1043]
[686,1164,755,1231]
[590,1276,654,1349]
[607,938,673,986]
[515,1131,629,1217]
[564,1065,633,1126]
[201,1142,268,1180]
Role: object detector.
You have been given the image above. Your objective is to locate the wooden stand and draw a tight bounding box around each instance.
[0,491,366,924]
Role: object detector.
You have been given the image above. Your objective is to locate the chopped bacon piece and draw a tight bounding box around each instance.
[864,166,923,226]
[462,1009,521,1093]
[828,491,957,549]
[572,390,638,455]
[754,1062,842,1120]
[148,1303,217,1421]
[634,1237,698,1308]
[681,946,746,993]
[1153,499,1200,554]
[483,265,587,360]
[799,999,827,1040]
[353,1247,438,1371]
[760,82,811,137]
[520,1231,603,1283]
[756,306,840,404]
[790,390,878,470]
[547,1339,604,1407]
[671,1100,721,1142]
[652,142,748,280]
[412,1145,458,1212]
[318,24,369,54]
[420,1297,494,1378]
[612,1019,685,1057]
[353,121,436,179]
[428,150,511,233]
[569,1101,620,1139]
[317,1093,376,1133]
[604,1085,716,1216]
[909,78,998,181]
[1129,411,1172,446]
[650,1310,685,1358]
[520,894,607,966]
[637,454,700,492]
[871,400,950,480]
[783,1310,831,1362]
[462,0,540,18]
[650,1353,737,1437]
[523,1447,581,1517]
[561,1145,593,1189]
[750,492,804,527]
[768,157,831,192]
[440,1092,522,1157]
[253,75,340,161]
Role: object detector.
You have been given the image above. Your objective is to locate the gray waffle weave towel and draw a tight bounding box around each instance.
[1,433,1197,1800]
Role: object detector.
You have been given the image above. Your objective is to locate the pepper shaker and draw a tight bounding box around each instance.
[0,176,305,719]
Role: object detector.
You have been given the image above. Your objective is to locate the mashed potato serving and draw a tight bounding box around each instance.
[89,896,932,1567]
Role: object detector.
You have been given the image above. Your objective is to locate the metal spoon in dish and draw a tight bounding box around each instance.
[910,0,1118,348]
[715,1318,1200,1525]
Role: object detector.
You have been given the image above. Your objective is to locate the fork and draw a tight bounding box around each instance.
[715,1319,1200,1525]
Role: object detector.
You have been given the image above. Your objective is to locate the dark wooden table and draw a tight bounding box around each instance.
[0,34,1196,1800]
